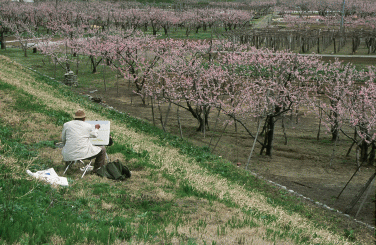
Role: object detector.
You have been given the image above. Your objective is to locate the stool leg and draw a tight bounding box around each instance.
[81,161,92,178]
[63,161,74,175]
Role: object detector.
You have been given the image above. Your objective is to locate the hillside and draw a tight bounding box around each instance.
[0,54,374,244]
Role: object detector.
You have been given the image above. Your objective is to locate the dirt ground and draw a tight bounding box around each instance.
[76,68,375,231]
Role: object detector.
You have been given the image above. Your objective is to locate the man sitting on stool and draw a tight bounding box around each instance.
[62,109,106,173]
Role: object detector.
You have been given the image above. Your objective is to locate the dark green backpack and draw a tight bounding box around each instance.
[96,160,131,180]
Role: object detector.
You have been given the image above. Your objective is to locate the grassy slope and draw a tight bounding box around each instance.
[0,54,371,244]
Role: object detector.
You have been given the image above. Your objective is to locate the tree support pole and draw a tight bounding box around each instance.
[355,177,375,218]
[211,122,228,154]
[245,117,262,171]
[177,105,183,139]
[336,161,367,199]
[345,172,375,214]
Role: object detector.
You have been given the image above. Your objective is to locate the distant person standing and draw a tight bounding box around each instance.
[62,109,106,172]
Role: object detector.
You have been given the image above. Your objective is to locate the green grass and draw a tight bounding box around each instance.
[150,26,226,40]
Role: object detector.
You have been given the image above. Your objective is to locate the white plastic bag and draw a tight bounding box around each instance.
[26,168,69,186]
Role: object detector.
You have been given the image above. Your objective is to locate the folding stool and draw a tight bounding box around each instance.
[63,159,93,178]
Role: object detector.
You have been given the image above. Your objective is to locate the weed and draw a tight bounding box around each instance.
[177,180,217,202]
[117,224,133,241]
[344,229,356,241]
[161,169,177,184]
[92,183,110,195]
[34,140,56,149]
[0,121,38,158]
[321,139,333,145]
[226,215,258,229]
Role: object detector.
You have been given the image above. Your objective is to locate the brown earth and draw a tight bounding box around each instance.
[76,66,375,232]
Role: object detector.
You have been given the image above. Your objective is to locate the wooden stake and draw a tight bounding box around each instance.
[345,173,376,214]
[151,97,155,126]
[158,100,166,132]
[337,161,368,199]
[203,106,206,138]
[245,117,262,171]
[103,62,107,92]
[355,177,375,218]
[211,121,228,154]
[281,115,287,145]
[177,105,183,139]
[317,106,322,141]
[209,107,221,150]
[163,101,172,130]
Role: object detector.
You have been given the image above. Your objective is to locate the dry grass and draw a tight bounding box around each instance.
[1,155,20,172]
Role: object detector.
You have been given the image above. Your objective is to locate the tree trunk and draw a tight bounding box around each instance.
[0,31,6,50]
[187,103,210,132]
[368,143,375,166]
[196,112,209,132]
[90,56,98,73]
[329,133,339,167]
[282,116,288,145]
[158,101,166,132]
[185,27,190,37]
[265,115,275,156]
[65,61,70,72]
[331,126,339,142]
[163,27,168,35]
[76,54,79,75]
[260,115,275,156]
[317,107,322,141]
[330,102,339,142]
[360,140,368,163]
[352,37,356,54]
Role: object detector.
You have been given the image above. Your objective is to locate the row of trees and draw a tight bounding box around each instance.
[278,0,376,17]
[226,1,376,55]
[2,0,375,55]
[0,0,254,46]
[35,26,376,165]
[282,14,376,31]
[2,1,376,167]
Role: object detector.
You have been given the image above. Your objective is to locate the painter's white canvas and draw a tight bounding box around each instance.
[86,121,110,145]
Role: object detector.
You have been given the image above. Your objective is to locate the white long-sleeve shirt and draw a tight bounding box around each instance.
[61,120,101,161]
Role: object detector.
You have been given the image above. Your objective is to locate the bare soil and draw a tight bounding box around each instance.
[77,71,375,231]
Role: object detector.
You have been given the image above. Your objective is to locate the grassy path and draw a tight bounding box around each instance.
[0,54,370,244]
[253,14,273,29]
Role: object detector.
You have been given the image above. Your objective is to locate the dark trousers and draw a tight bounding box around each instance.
[88,146,106,170]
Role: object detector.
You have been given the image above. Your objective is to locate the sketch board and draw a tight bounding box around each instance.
[86,121,110,145]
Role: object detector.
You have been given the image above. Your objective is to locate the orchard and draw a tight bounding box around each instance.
[1,0,375,230]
